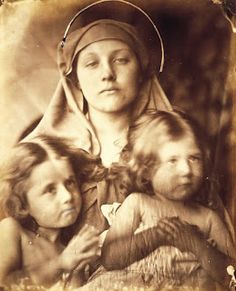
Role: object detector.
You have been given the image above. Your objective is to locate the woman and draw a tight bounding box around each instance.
[23,0,234,286]
[25,0,172,233]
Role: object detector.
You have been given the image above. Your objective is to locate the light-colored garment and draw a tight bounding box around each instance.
[95,195,235,290]
[99,201,200,287]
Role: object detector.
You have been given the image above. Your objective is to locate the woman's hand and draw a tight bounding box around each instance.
[157,216,236,286]
[157,216,204,255]
[60,224,100,272]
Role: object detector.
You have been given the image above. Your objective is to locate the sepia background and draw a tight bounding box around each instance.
[0,0,235,228]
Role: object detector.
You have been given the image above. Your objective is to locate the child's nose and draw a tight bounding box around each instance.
[177,159,192,176]
[58,185,73,203]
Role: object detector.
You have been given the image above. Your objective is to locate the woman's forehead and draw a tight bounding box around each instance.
[78,39,133,57]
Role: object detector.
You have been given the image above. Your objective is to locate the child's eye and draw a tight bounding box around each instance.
[65,178,76,189]
[45,184,56,195]
[167,158,177,165]
[189,155,202,163]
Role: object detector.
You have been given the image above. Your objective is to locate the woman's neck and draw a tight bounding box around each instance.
[88,108,130,167]
[88,108,130,138]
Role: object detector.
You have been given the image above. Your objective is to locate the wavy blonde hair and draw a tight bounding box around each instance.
[117,110,217,208]
[0,136,104,225]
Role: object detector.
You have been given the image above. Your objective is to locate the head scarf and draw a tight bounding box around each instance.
[59,19,149,75]
[24,10,172,156]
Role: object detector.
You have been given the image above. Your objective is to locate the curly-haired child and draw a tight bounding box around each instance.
[0,136,101,289]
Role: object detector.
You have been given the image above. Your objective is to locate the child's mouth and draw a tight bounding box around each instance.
[61,207,77,214]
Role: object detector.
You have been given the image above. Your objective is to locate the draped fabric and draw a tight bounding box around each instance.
[22,1,234,245]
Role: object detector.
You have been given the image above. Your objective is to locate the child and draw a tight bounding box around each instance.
[0,136,100,289]
[95,110,236,290]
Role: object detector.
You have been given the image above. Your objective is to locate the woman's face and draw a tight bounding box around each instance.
[76,39,141,114]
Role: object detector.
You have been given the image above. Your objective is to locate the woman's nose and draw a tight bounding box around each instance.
[177,159,192,176]
[101,61,115,81]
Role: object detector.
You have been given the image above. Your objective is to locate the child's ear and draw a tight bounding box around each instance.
[6,195,29,220]
[142,164,153,181]
[77,81,81,90]
[0,181,11,220]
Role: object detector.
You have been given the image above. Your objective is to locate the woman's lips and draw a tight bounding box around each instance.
[100,88,119,94]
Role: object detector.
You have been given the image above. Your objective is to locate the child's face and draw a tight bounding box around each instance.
[151,135,203,201]
[26,158,81,229]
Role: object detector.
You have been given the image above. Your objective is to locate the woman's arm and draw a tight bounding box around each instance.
[0,218,22,286]
[101,193,168,270]
[160,216,236,287]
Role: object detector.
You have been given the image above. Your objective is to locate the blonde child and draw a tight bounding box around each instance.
[0,137,100,289]
[96,111,236,290]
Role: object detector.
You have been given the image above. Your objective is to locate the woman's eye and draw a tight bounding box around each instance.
[84,60,98,68]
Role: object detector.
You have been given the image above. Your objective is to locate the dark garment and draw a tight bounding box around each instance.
[78,177,128,234]
[72,152,128,234]
[72,166,129,275]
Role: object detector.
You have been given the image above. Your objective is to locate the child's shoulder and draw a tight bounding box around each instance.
[194,202,215,213]
[0,217,22,239]
[192,202,221,222]
[125,192,155,208]
[128,192,144,198]
[122,192,141,206]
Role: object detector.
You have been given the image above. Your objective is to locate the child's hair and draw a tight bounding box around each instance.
[116,110,217,208]
[0,135,105,225]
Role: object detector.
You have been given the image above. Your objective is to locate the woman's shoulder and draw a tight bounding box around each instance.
[0,217,22,240]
